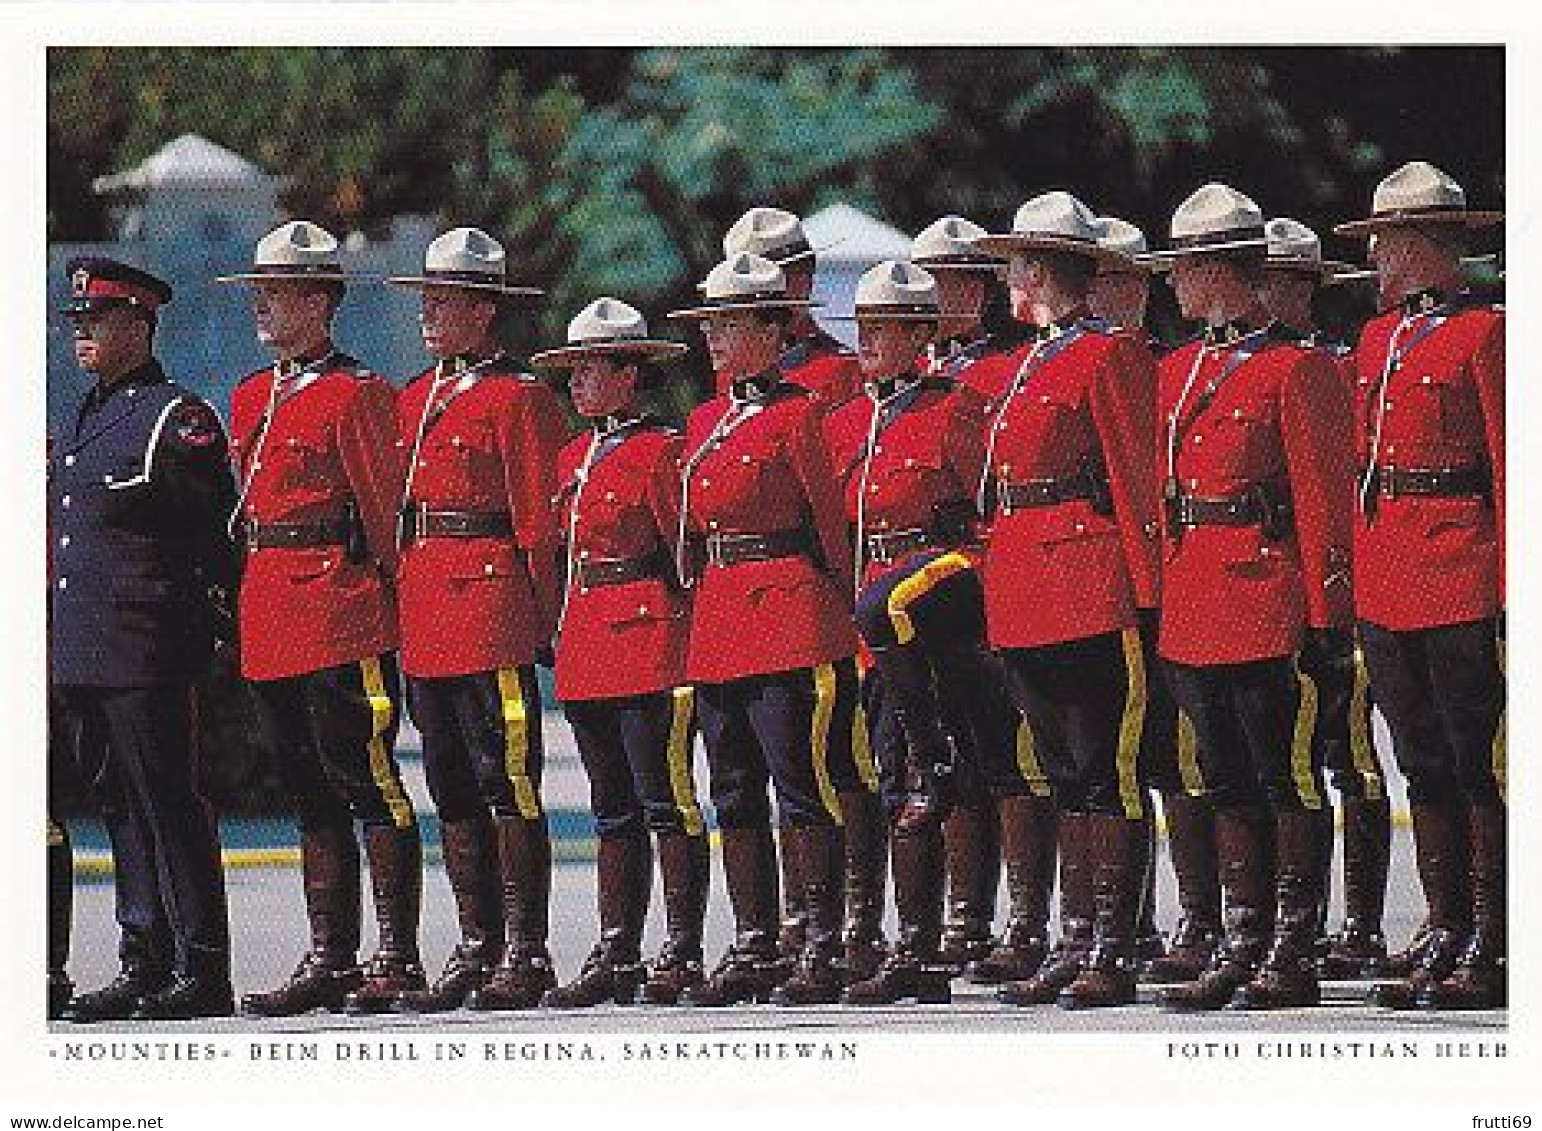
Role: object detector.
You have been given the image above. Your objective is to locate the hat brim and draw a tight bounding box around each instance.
[667,298,818,320]
[529,340,690,367]
[829,310,942,323]
[61,297,140,316]
[913,255,1005,274]
[1137,237,1272,273]
[214,269,353,285]
[1264,257,1360,284]
[970,232,1131,268]
[1095,254,1156,277]
[385,276,544,297]
[1333,210,1504,239]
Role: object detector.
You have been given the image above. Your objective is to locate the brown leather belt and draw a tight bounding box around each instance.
[1364,465,1490,499]
[703,528,809,568]
[1167,492,1291,528]
[242,518,348,551]
[401,506,514,540]
[997,472,1103,513]
[864,527,942,566]
[574,551,667,588]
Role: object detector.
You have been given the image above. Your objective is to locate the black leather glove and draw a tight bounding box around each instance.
[1301,626,1354,679]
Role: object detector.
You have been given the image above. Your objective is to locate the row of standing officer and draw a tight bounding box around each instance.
[47,156,1502,1019]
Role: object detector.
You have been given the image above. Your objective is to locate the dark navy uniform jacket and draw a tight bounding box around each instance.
[48,361,238,687]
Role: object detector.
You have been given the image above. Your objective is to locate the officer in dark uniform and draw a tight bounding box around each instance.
[1335,162,1506,1011]
[50,257,237,1021]
[1260,217,1395,981]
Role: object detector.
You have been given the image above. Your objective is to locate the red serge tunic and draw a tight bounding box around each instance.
[553,419,690,701]
[821,376,986,589]
[678,378,857,684]
[778,330,862,411]
[229,352,404,681]
[1349,296,1504,631]
[979,324,1161,651]
[394,360,569,678]
[1156,327,1354,666]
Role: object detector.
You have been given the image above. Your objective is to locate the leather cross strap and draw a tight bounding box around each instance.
[863,527,941,566]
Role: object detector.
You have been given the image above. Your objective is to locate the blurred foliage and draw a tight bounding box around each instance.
[50,45,1502,342]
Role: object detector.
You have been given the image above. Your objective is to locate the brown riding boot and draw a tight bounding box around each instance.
[1141,792,1222,983]
[394,817,502,1013]
[640,831,710,1005]
[1320,796,1392,980]
[343,823,426,1014]
[970,794,1056,984]
[840,788,889,983]
[843,822,951,1005]
[682,825,783,1006]
[775,818,807,972]
[937,800,1001,970]
[772,823,848,1005]
[1133,805,1166,965]
[1162,804,1274,1011]
[1059,814,1148,1009]
[467,814,555,1010]
[1421,802,1506,1010]
[241,824,363,1016]
[544,834,652,1008]
[1234,808,1324,1009]
[1371,802,1473,1009]
[998,811,1093,1006]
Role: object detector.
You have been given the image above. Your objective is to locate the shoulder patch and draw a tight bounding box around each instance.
[169,398,226,449]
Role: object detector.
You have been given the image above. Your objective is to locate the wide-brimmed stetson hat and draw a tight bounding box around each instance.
[386,227,542,297]
[1334,160,1503,239]
[721,206,835,267]
[529,297,688,369]
[911,215,1002,273]
[667,253,819,320]
[1263,217,1356,285]
[831,259,941,323]
[215,220,352,284]
[970,191,1132,270]
[1094,216,1152,276]
[1139,183,1270,272]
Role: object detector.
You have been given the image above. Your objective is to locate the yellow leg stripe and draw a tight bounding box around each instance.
[810,663,844,825]
[886,551,973,646]
[665,686,705,838]
[1492,638,1507,802]
[1116,630,1147,821]
[1176,711,1205,796]
[1014,718,1053,798]
[360,657,415,829]
[1347,654,1385,802]
[852,703,880,793]
[495,667,543,820]
[1290,665,1325,812]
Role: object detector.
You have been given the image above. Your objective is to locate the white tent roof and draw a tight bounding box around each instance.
[804,202,912,263]
[93,133,279,194]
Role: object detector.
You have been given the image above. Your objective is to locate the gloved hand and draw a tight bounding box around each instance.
[1300,626,1355,680]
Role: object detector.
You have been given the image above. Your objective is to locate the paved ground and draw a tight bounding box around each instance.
[53,819,1504,1035]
